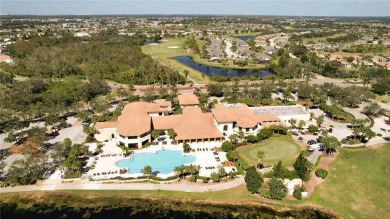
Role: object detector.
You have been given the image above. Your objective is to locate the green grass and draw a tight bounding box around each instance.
[308,145,390,219]
[142,38,211,84]
[302,33,347,44]
[376,95,390,103]
[236,136,303,167]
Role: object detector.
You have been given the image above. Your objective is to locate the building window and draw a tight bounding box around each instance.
[246,128,249,132]
[119,134,125,139]
[128,136,137,139]
[140,132,149,138]
[223,125,228,131]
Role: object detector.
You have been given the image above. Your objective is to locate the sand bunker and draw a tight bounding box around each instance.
[167,46,179,49]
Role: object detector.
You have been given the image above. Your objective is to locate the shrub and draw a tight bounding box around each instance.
[246,135,258,143]
[221,141,233,152]
[315,168,328,179]
[259,183,271,199]
[308,125,319,133]
[189,175,197,182]
[268,177,288,200]
[257,128,273,140]
[293,185,305,200]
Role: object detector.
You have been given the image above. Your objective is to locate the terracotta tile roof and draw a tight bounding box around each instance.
[146,104,168,113]
[178,94,199,106]
[212,103,260,128]
[152,107,224,141]
[116,102,154,136]
[94,121,118,129]
[153,99,172,108]
[262,121,284,128]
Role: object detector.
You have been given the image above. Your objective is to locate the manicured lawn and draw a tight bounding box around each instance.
[308,145,390,219]
[302,33,347,44]
[236,136,303,167]
[142,38,211,84]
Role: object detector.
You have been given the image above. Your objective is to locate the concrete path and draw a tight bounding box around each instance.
[0,177,245,193]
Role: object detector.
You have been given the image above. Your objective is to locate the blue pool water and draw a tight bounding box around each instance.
[115,150,196,174]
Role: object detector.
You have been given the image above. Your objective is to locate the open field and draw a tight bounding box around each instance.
[236,136,303,167]
[302,33,347,44]
[307,145,390,219]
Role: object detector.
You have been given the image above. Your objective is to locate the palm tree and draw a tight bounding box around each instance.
[290,119,297,129]
[316,115,324,127]
[238,130,244,142]
[143,165,152,180]
[228,134,239,144]
[298,120,306,130]
[257,151,265,164]
[174,165,186,180]
[183,70,189,80]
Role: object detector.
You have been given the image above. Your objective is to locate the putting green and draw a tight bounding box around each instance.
[237,136,302,167]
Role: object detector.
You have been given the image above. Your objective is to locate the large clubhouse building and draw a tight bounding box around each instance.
[95,94,307,148]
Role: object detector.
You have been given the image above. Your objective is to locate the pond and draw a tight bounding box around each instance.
[143,40,159,45]
[171,56,273,77]
[235,35,253,41]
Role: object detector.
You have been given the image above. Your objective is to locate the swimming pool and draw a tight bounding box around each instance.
[115,150,196,174]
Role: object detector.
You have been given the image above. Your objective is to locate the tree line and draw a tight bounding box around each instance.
[5,34,184,85]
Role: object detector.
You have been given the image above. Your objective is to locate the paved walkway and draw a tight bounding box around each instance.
[0,177,245,193]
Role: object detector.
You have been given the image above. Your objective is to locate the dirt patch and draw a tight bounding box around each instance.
[7,138,41,155]
[303,152,338,197]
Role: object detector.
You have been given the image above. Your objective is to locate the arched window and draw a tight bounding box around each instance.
[223,125,228,131]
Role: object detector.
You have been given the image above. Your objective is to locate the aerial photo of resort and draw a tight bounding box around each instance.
[0,0,389,218]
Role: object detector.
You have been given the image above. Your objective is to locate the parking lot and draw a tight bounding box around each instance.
[47,117,86,145]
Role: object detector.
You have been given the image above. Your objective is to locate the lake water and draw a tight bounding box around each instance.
[235,35,253,41]
[144,40,158,45]
[172,56,273,77]
[116,150,196,174]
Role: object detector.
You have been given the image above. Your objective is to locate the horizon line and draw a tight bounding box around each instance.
[1,14,390,18]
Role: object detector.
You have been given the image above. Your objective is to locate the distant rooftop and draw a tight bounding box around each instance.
[250,105,308,116]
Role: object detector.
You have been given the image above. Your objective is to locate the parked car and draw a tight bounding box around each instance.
[298,137,304,141]
[328,128,333,133]
[307,148,314,155]
[293,131,299,136]
[307,140,316,145]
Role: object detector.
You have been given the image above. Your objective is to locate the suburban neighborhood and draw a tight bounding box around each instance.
[0,14,389,219]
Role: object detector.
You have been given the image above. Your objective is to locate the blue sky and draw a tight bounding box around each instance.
[1,0,389,16]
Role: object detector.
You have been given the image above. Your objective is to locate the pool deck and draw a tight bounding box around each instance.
[84,140,229,180]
